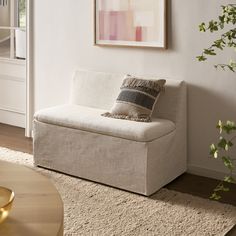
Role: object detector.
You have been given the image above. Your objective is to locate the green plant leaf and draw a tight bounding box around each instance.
[224,121,236,134]
[203,49,216,55]
[217,120,223,133]
[222,156,234,170]
[196,55,207,61]
[224,176,236,183]
[217,137,233,151]
[210,144,218,158]
[210,192,222,201]
[199,23,206,32]
[218,137,227,150]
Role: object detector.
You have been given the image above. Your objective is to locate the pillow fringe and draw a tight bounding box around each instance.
[101,112,151,122]
[122,76,166,92]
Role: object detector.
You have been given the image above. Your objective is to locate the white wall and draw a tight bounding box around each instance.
[33,0,236,179]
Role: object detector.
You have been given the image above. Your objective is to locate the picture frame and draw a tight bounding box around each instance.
[94,0,167,49]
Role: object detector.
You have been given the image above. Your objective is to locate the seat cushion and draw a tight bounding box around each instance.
[34,105,175,142]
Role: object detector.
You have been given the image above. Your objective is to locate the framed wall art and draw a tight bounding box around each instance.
[94,0,167,49]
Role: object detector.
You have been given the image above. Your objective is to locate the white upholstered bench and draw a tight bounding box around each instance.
[33,70,187,196]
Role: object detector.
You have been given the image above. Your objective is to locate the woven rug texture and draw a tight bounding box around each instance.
[0,147,236,236]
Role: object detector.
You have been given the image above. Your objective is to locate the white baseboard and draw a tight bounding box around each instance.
[187,164,236,181]
[0,109,25,128]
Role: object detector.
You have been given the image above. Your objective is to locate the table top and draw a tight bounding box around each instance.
[0,160,64,236]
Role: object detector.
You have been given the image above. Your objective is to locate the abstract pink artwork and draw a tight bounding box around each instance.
[95,0,167,48]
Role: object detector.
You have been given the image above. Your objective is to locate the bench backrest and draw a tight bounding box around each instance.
[70,70,186,123]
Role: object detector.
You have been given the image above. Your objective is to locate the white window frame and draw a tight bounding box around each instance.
[0,0,26,61]
[26,0,33,137]
[0,0,33,137]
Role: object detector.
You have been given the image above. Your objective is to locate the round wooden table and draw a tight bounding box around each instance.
[0,160,63,236]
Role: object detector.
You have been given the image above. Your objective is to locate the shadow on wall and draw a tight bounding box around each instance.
[188,83,235,124]
[167,0,173,50]
[187,83,236,170]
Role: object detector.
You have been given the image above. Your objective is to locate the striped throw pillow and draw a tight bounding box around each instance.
[102,75,166,122]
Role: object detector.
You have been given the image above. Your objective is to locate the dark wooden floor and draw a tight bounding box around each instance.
[0,123,32,154]
[0,123,235,235]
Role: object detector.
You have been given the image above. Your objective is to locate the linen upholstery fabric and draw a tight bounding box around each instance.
[34,120,183,195]
[102,75,166,122]
[70,70,124,110]
[34,105,175,142]
[70,70,184,124]
[33,70,187,196]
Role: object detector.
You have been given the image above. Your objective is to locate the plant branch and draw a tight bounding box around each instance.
[196,4,236,72]
[209,121,236,200]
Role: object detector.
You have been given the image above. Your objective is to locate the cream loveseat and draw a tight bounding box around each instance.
[33,70,187,196]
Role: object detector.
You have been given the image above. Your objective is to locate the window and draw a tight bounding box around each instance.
[18,0,26,28]
[0,0,26,60]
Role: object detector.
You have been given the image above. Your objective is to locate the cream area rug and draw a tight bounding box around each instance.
[0,147,236,236]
